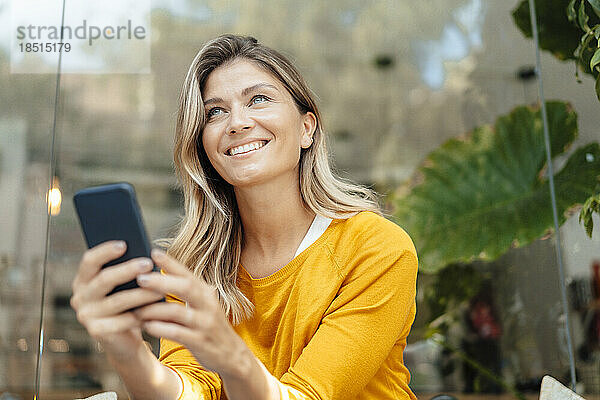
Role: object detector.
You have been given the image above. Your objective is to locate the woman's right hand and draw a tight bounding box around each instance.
[70,240,164,359]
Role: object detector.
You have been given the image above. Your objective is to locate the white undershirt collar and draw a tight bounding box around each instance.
[294,214,333,257]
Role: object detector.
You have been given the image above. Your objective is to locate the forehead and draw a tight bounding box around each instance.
[202,58,286,98]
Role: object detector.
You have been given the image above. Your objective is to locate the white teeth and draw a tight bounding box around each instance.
[228,141,266,156]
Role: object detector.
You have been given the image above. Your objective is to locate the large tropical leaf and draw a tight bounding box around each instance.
[512,0,584,61]
[512,0,600,78]
[392,101,600,273]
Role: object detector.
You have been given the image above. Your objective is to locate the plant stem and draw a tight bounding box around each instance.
[430,336,527,400]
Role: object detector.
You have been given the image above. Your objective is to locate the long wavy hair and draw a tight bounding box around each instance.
[156,34,382,325]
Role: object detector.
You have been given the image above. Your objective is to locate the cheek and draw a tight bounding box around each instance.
[198,131,223,175]
[263,112,304,143]
[201,129,219,157]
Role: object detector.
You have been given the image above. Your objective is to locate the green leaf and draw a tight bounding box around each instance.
[513,0,600,80]
[569,0,579,21]
[580,0,591,31]
[513,0,585,61]
[393,102,600,273]
[588,0,600,18]
[581,29,594,44]
[579,193,600,237]
[578,31,596,73]
[590,48,600,70]
[597,74,600,100]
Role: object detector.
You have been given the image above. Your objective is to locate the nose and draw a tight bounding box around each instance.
[227,105,255,134]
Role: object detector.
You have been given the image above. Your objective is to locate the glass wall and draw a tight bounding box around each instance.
[0,0,61,395]
[1,0,599,398]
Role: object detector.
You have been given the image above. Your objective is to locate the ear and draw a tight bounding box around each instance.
[300,111,317,149]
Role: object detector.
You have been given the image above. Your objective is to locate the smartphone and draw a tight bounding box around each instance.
[73,182,162,296]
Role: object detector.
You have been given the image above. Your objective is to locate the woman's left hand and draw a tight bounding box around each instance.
[134,249,250,378]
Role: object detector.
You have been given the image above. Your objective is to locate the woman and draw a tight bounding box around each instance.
[70,34,418,400]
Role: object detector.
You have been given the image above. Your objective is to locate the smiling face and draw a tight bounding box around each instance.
[200,58,316,188]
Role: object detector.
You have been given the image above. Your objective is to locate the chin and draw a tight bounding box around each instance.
[231,177,272,189]
[222,163,297,189]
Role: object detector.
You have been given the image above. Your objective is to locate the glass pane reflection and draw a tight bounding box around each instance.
[1,0,598,398]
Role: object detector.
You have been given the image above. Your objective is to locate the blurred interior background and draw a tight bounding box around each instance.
[1,0,599,398]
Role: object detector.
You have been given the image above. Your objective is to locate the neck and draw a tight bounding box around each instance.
[234,172,315,259]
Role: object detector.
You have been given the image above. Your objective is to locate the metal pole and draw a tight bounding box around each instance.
[34,0,66,398]
[527,0,578,391]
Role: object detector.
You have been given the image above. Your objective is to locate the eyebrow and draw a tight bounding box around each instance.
[203,83,280,106]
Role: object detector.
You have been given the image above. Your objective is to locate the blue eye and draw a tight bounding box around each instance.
[206,107,223,118]
[251,95,269,105]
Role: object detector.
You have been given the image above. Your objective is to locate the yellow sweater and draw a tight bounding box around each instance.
[159,211,418,399]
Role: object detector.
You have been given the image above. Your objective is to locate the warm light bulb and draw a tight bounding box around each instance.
[47,176,62,216]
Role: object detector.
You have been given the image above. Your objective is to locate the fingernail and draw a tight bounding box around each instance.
[114,241,126,250]
[151,249,165,258]
[137,274,151,286]
[138,258,153,270]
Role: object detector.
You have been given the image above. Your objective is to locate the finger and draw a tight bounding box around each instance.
[87,312,141,339]
[151,249,192,278]
[136,272,213,308]
[134,301,191,325]
[85,257,154,299]
[74,240,127,287]
[142,320,195,345]
[73,257,152,307]
[77,287,164,322]
[98,287,165,316]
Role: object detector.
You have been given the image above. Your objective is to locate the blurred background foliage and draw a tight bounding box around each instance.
[392,101,599,274]
[390,2,600,392]
[512,0,600,99]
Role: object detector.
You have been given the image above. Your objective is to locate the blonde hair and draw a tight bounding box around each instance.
[156,34,381,325]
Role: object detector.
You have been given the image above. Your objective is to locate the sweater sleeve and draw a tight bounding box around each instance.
[275,245,418,400]
[158,294,224,400]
